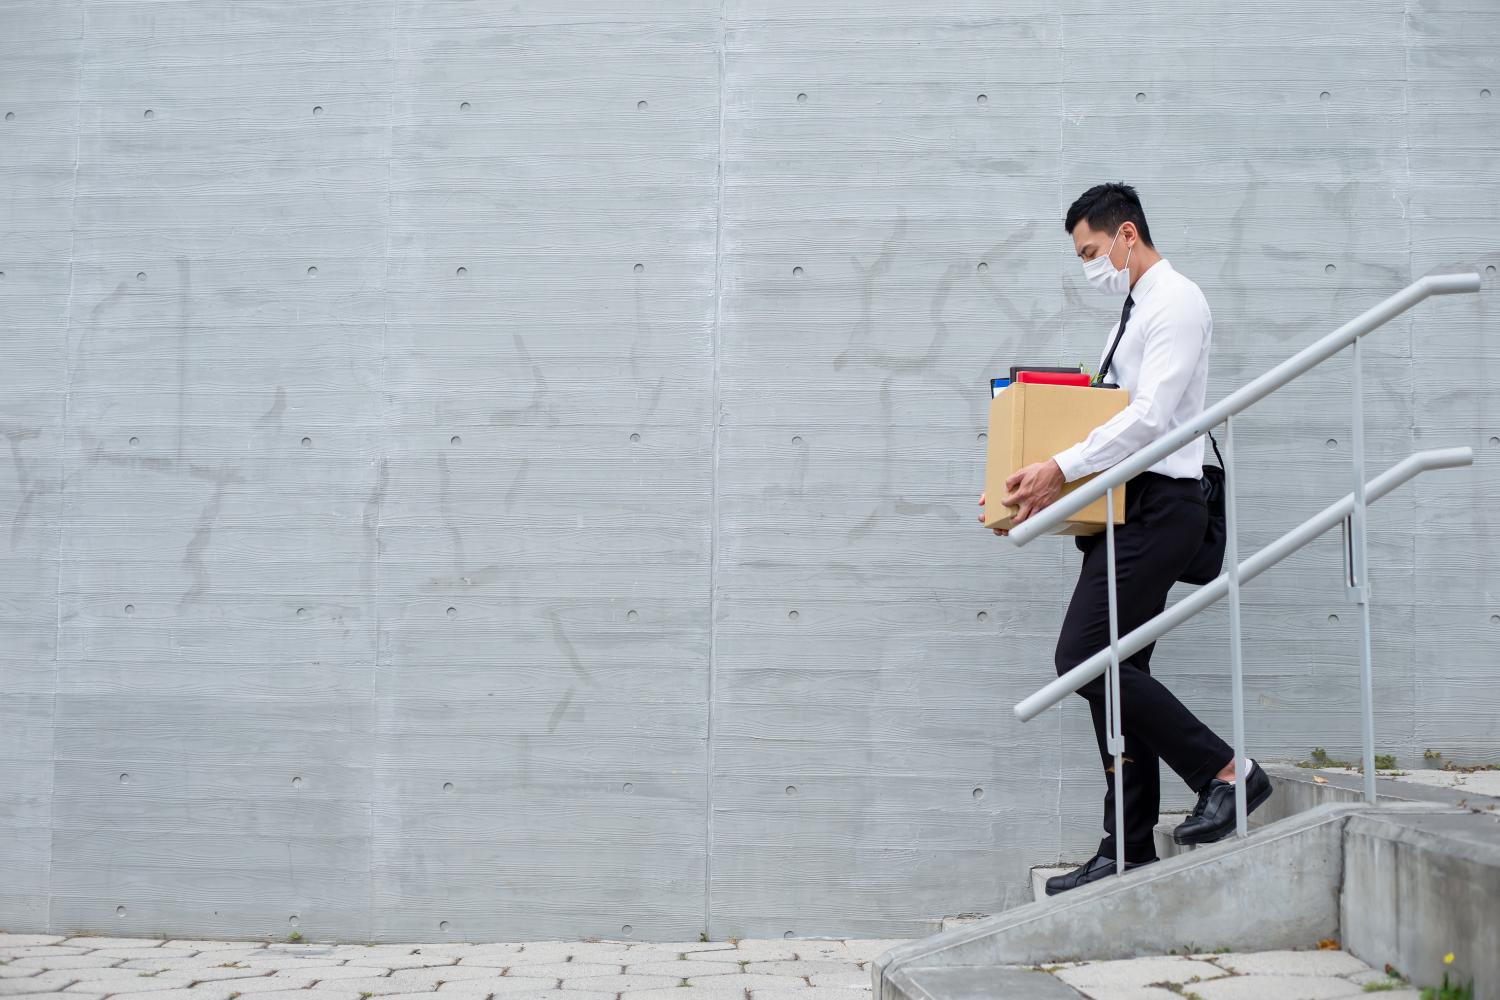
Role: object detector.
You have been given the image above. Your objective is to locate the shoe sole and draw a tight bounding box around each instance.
[1172,780,1274,846]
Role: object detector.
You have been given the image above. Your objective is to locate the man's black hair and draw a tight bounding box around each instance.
[1065,182,1154,247]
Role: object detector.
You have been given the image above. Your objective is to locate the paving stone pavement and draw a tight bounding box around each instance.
[1046,949,1423,1000]
[0,936,896,1000]
[4,936,1440,1000]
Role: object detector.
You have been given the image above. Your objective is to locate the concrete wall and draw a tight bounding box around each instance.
[1,0,1496,942]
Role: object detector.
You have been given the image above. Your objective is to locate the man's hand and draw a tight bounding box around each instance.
[977,492,1008,536]
[1002,459,1066,525]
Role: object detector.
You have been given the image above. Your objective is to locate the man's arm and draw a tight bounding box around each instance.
[1051,294,1208,482]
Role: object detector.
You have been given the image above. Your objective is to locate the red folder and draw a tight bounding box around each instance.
[1016,370,1092,387]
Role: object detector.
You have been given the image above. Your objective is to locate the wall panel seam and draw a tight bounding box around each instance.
[47,0,91,937]
[704,0,729,938]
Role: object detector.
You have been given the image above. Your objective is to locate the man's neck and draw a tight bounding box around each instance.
[1127,249,1164,290]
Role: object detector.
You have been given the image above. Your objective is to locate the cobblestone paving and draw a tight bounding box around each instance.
[1043,948,1423,1000]
[0,935,907,1000]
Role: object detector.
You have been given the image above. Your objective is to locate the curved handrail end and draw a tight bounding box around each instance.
[1420,271,1482,295]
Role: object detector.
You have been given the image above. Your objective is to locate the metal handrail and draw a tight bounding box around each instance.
[1006,271,1480,865]
[1005,272,1481,547]
[1013,446,1473,722]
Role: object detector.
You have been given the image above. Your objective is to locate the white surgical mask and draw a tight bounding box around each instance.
[1081,230,1133,295]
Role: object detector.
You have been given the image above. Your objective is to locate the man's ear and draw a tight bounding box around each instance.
[1117,221,1137,247]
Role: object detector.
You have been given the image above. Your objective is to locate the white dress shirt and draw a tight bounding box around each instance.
[1053,259,1211,482]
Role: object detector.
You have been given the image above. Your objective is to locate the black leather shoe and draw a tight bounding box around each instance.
[1044,853,1156,896]
[1173,759,1273,846]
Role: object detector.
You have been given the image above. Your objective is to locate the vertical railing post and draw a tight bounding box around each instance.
[1350,337,1378,804]
[1223,418,1248,838]
[1104,488,1125,875]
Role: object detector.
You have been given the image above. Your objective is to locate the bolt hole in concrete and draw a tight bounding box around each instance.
[1491,614,1499,625]
[1329,614,1340,624]
[1321,91,1332,101]
[292,776,302,789]
[786,785,797,796]
[797,92,808,103]
[125,604,135,614]
[129,436,140,446]
[446,606,458,618]
[629,432,641,444]
[289,915,299,927]
[1486,264,1497,275]
[296,607,307,617]
[307,265,318,276]
[119,773,130,784]
[312,105,323,116]
[788,609,800,621]
[1325,263,1337,273]
[456,266,467,276]
[460,101,470,111]
[792,435,803,444]
[1326,438,1338,449]
[977,261,988,272]
[117,906,126,916]
[783,931,794,939]
[622,925,633,935]
[977,432,987,442]
[136,271,147,281]
[4,111,13,120]
[622,782,634,793]
[633,262,644,272]
[976,94,988,104]
[793,265,804,276]
[1490,435,1500,446]
[973,787,984,799]
[143,109,153,118]
[1482,89,1492,99]
[443,782,455,792]
[1135,92,1146,103]
[440,921,450,932]
[637,100,648,110]
[627,609,639,622]
[301,436,312,447]
[977,611,988,622]
[451,435,462,445]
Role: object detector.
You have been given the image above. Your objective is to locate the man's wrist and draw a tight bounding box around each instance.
[1052,448,1085,483]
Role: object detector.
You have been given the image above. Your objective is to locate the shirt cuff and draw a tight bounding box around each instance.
[1052,445,1091,483]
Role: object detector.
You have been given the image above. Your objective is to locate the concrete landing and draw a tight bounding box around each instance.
[884,948,1422,1000]
[1258,761,1500,824]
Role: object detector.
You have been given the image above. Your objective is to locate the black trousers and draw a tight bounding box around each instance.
[1054,471,1234,863]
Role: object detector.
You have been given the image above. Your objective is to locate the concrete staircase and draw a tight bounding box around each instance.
[893,763,1500,1000]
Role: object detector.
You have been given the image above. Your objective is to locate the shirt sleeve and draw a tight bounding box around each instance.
[1052,291,1207,482]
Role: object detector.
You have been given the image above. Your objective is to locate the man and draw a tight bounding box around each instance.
[979,182,1272,894]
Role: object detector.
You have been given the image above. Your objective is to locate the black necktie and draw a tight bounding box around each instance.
[1097,294,1134,385]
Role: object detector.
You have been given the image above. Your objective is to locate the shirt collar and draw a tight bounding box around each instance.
[1129,258,1173,303]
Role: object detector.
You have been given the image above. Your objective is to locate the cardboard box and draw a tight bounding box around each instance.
[983,382,1129,536]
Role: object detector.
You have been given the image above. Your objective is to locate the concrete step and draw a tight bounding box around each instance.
[1153,813,1191,858]
[884,965,1086,1000]
[1029,865,1078,901]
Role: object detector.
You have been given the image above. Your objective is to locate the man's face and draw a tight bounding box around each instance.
[1072,219,1135,268]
